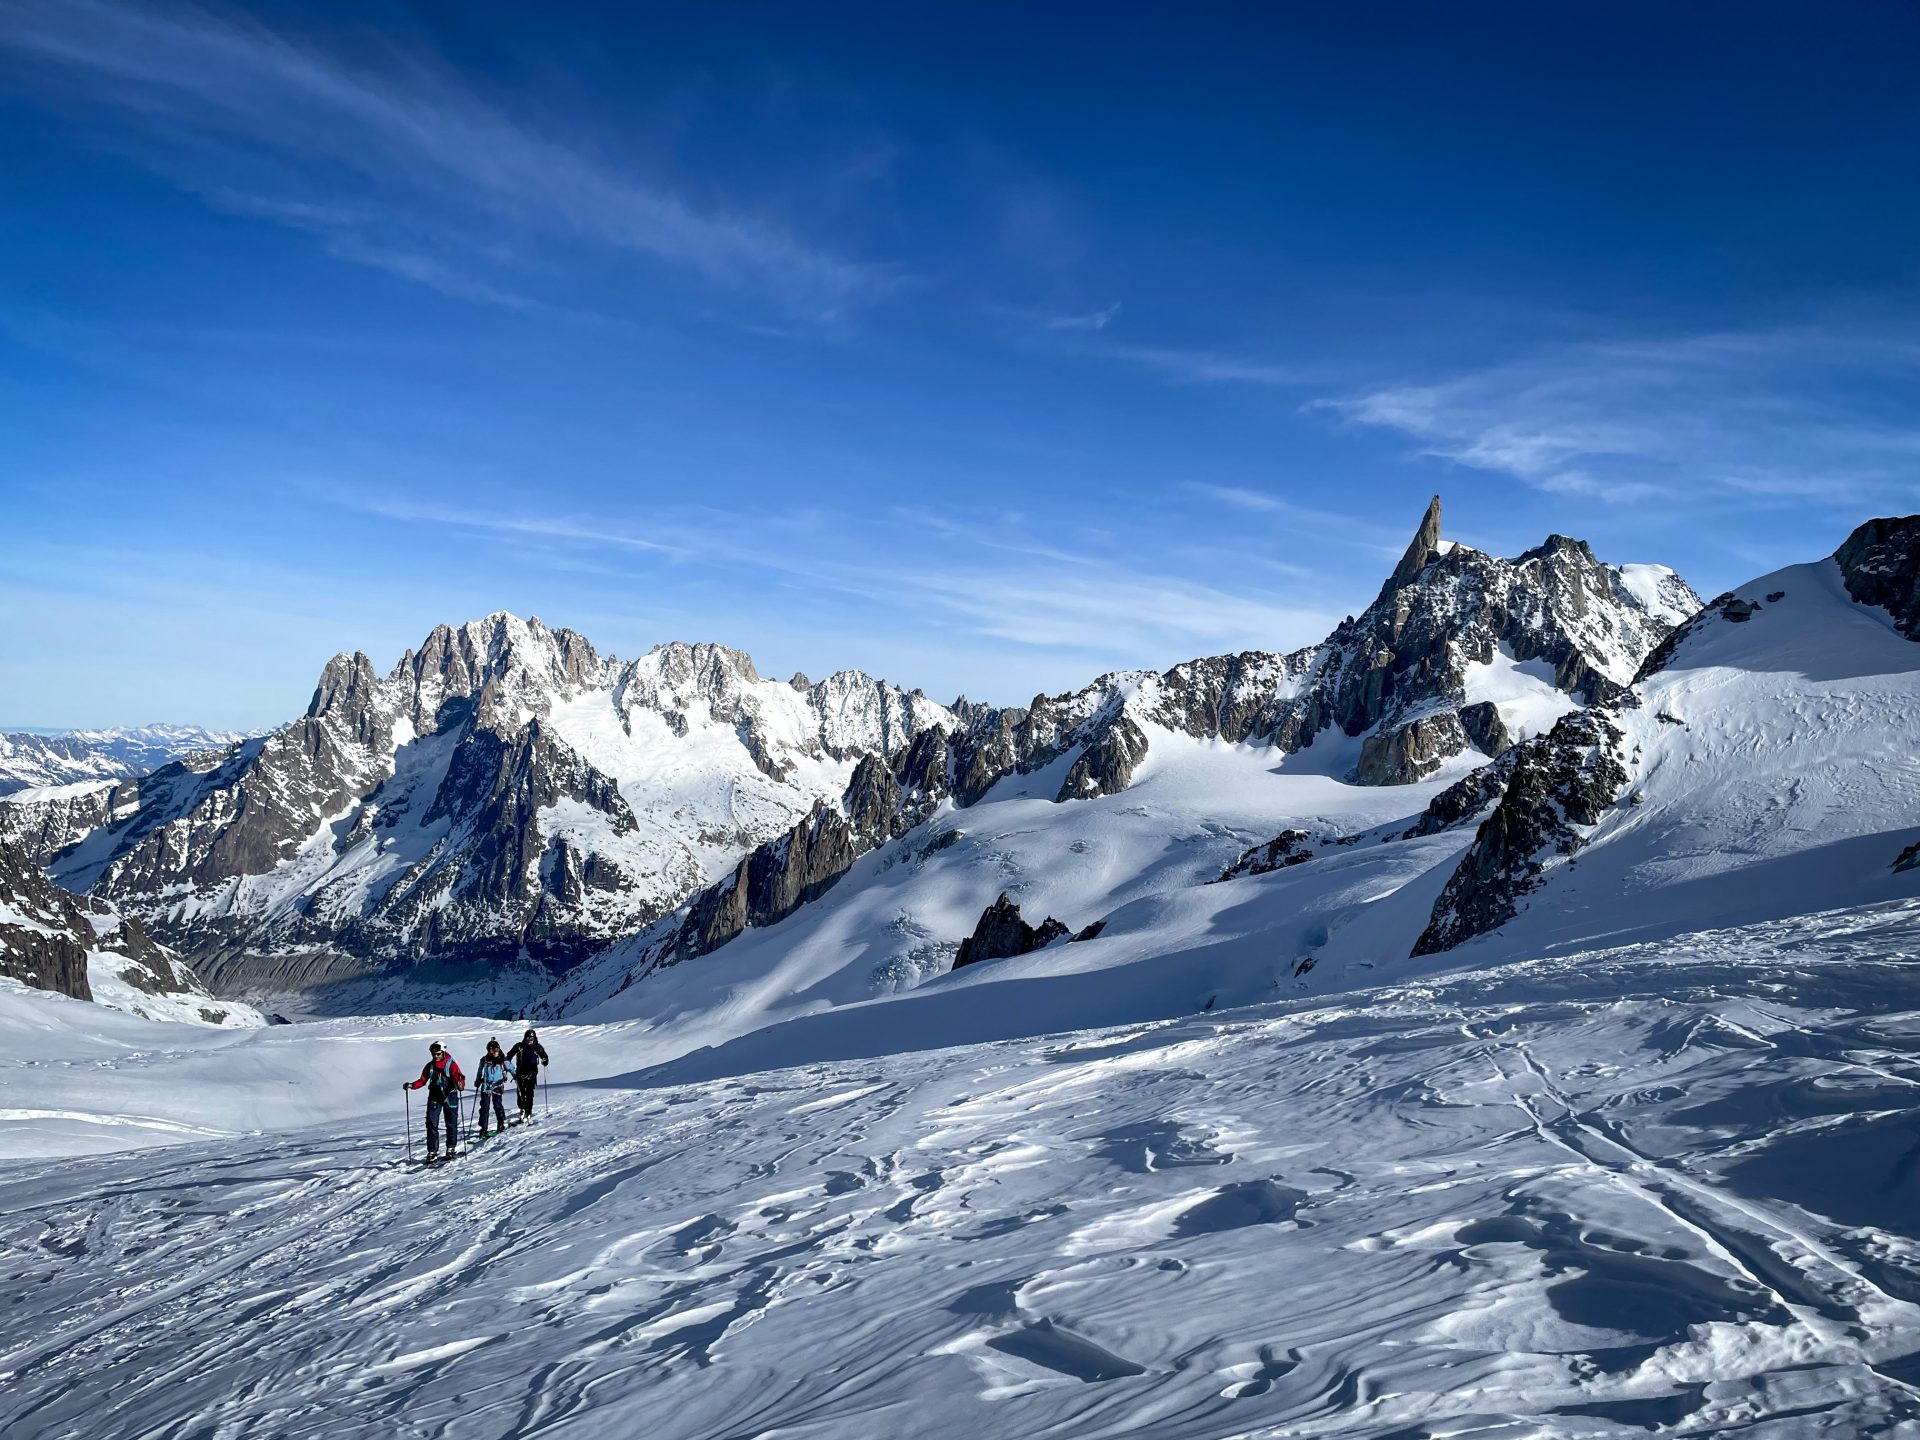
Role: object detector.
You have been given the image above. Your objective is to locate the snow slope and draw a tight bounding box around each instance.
[1479,556,1920,959]
[5,904,1920,1436]
[544,724,1483,1055]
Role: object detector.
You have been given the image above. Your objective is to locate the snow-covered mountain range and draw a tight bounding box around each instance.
[0,499,1699,1014]
[0,724,245,795]
[1,618,949,1008]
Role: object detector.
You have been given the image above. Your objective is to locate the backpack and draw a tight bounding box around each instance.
[426,1056,462,1100]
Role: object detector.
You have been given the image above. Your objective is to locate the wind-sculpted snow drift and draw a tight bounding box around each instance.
[6,906,1920,1436]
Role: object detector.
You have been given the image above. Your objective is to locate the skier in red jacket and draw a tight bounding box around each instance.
[405,1041,465,1162]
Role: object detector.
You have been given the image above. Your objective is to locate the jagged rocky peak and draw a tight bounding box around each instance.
[1320,497,1698,783]
[27,607,957,1005]
[952,893,1074,969]
[616,642,950,776]
[398,612,607,731]
[302,612,608,743]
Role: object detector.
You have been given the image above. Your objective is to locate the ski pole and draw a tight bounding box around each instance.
[404,1086,413,1165]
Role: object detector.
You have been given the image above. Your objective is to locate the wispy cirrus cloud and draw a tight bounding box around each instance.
[2,0,887,316]
[1079,338,1327,389]
[1317,324,1920,507]
[325,486,1337,681]
[1042,302,1121,332]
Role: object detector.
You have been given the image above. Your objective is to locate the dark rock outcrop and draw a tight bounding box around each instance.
[1458,701,1512,758]
[1412,711,1627,956]
[1835,514,1920,639]
[575,499,1699,991]
[0,842,93,1000]
[25,614,951,1000]
[1355,712,1471,786]
[1057,714,1149,801]
[953,893,1071,969]
[1214,829,1314,882]
[0,840,234,1013]
[1381,494,1444,597]
[1404,761,1513,839]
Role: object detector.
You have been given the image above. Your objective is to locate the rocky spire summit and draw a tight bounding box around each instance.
[1380,495,1444,599]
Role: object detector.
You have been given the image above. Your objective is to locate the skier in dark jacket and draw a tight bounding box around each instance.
[505,1029,549,1122]
[405,1041,465,1161]
[474,1040,511,1138]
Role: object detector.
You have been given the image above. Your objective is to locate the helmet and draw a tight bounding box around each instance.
[428,1040,444,1053]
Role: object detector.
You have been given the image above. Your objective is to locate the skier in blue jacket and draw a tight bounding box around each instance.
[474,1039,511,1138]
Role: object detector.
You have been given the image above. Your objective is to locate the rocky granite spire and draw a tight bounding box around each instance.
[1380,495,1444,600]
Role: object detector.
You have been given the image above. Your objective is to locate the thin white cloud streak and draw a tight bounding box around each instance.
[1089,340,1326,388]
[347,496,686,556]
[331,489,1337,668]
[1318,324,1920,506]
[3,0,884,314]
[1179,483,1408,555]
[1043,302,1121,332]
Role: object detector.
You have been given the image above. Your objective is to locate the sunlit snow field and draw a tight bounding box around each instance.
[6,903,1920,1438]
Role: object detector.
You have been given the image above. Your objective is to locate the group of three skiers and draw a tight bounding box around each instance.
[405,1029,550,1163]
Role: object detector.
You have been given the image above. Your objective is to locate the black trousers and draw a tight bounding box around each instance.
[478,1089,506,1132]
[516,1073,537,1115]
[426,1096,458,1155]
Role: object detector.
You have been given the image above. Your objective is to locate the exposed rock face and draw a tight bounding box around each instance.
[0,841,92,1000]
[16,503,1697,1007]
[953,893,1071,969]
[0,779,126,861]
[1404,761,1513,839]
[1458,701,1512,758]
[0,840,251,1022]
[1412,711,1628,956]
[0,725,245,796]
[1213,829,1314,882]
[26,613,951,1002]
[1355,712,1471,786]
[1058,714,1149,801]
[1834,514,1920,640]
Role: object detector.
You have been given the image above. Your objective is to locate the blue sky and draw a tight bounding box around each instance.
[4,1,1919,729]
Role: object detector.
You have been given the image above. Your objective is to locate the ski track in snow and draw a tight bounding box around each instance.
[7,910,1920,1437]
